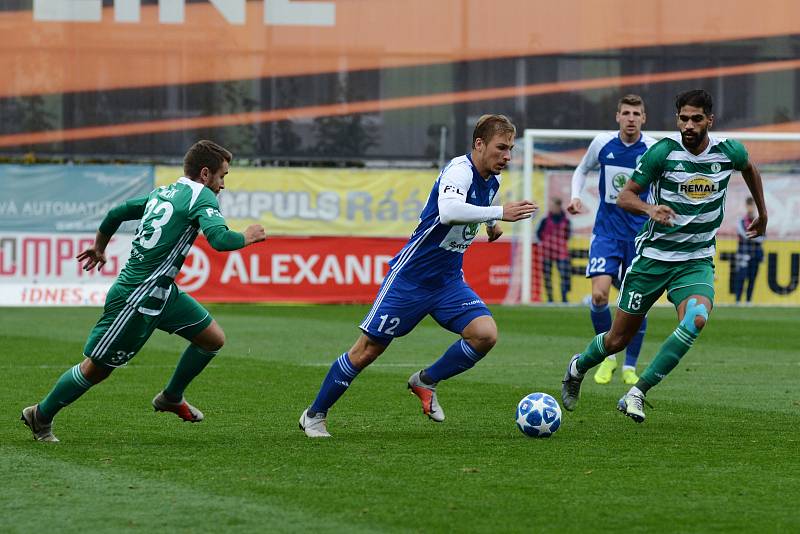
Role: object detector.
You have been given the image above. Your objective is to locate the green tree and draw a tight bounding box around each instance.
[312,78,379,159]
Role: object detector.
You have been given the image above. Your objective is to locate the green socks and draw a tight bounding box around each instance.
[36,345,217,422]
[575,323,700,393]
[576,334,608,374]
[164,345,218,400]
[638,324,697,392]
[38,364,94,421]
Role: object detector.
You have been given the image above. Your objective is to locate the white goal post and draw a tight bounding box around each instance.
[519,128,800,305]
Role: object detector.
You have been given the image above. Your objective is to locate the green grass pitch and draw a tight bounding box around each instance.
[2,304,798,532]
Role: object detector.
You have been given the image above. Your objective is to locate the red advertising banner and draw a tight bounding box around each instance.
[0,231,131,306]
[8,232,793,306]
[178,236,518,304]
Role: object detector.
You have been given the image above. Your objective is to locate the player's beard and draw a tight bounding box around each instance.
[681,126,708,150]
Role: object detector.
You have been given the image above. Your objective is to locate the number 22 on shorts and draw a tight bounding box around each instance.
[588,257,607,273]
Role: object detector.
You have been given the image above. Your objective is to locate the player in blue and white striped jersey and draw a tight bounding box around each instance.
[567,95,657,386]
[299,115,538,437]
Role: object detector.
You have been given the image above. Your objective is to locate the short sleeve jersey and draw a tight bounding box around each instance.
[631,134,749,261]
[117,177,229,312]
[578,132,657,240]
[387,154,501,288]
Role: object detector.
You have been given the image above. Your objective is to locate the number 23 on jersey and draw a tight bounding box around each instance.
[134,199,174,249]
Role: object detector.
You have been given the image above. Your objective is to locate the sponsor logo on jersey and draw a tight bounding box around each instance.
[603,165,634,203]
[612,172,628,192]
[462,222,480,241]
[679,176,718,199]
[440,222,479,253]
[445,240,470,251]
[443,185,464,195]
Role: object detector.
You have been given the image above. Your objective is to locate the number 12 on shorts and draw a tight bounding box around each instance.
[377,315,400,335]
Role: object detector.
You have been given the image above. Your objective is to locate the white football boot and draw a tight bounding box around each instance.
[617,390,647,423]
[299,409,331,438]
[21,405,59,442]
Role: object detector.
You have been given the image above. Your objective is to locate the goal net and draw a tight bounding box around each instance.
[502,128,800,306]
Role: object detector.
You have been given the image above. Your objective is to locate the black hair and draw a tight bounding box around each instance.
[675,89,713,115]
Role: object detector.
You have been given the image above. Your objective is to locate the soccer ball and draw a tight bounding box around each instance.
[515,392,562,438]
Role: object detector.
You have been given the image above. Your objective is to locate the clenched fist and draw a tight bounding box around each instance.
[243,224,267,245]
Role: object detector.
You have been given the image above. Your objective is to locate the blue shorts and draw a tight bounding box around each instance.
[585,234,637,283]
[359,273,491,347]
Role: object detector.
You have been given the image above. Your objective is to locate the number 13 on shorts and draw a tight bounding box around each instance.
[626,291,643,311]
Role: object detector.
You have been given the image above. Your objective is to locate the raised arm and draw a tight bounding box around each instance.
[203,223,266,251]
[438,167,536,225]
[437,168,503,225]
[195,197,265,251]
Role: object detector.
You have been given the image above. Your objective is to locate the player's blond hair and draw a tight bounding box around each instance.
[472,114,516,148]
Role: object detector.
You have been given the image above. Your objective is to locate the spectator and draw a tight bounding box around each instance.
[733,197,765,304]
[537,197,572,303]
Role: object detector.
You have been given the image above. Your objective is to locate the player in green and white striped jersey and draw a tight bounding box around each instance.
[21,141,266,442]
[561,89,768,423]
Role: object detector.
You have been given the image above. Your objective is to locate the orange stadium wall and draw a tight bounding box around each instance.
[1,1,799,161]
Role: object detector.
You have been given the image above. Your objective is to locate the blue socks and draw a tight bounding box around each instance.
[309,340,487,415]
[590,303,612,335]
[625,316,648,368]
[424,339,485,383]
[309,353,360,415]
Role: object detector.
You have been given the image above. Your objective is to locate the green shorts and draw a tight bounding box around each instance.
[617,256,715,315]
[83,283,212,367]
